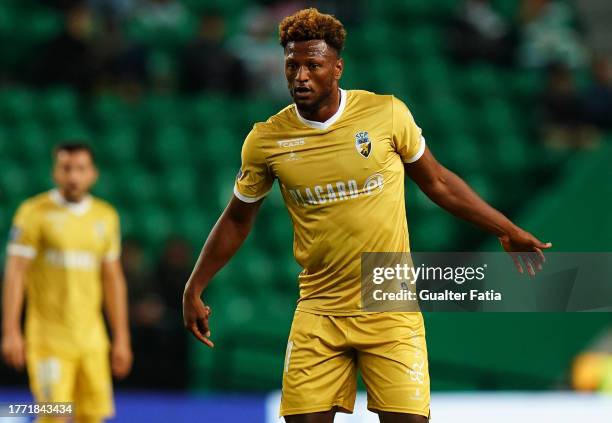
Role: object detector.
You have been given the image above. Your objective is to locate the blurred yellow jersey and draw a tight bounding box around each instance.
[235,89,425,314]
[8,189,121,356]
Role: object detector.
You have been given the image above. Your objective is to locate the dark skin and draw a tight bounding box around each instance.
[183,39,551,423]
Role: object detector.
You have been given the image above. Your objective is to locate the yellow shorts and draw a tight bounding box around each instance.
[27,348,114,419]
[280,310,430,417]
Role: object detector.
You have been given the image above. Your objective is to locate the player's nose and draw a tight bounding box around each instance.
[295,65,309,82]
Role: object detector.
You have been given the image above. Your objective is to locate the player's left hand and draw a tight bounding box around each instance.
[498,228,552,276]
[111,339,133,379]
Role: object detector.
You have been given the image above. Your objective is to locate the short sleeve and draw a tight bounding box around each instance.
[103,208,121,262]
[233,128,274,203]
[7,202,41,259]
[392,96,426,163]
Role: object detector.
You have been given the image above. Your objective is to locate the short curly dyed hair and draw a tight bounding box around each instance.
[279,8,346,54]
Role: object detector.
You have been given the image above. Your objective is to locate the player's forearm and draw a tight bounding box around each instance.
[423,168,519,238]
[184,210,253,296]
[103,266,130,344]
[1,258,27,335]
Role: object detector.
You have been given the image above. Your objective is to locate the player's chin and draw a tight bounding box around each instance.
[292,95,315,108]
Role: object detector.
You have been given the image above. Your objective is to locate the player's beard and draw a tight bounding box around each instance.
[293,79,337,115]
[62,186,88,203]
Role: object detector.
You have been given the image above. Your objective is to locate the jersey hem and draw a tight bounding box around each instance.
[367,404,430,418]
[280,403,354,417]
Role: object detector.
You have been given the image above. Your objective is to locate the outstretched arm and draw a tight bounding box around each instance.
[183,195,263,347]
[405,147,552,274]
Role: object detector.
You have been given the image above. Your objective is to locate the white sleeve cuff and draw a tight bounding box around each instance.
[7,244,37,259]
[403,136,426,164]
[233,184,269,203]
[103,252,120,262]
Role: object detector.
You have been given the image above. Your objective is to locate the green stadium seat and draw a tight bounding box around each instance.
[150,125,192,167]
[96,126,139,165]
[347,24,395,57]
[0,160,30,202]
[172,206,213,248]
[425,95,468,139]
[410,213,458,251]
[116,206,136,239]
[0,127,10,158]
[510,69,545,101]
[370,57,412,95]
[463,173,498,205]
[458,64,504,99]
[0,88,34,124]
[114,166,158,207]
[474,99,516,140]
[241,99,284,126]
[93,169,119,203]
[196,127,242,167]
[132,206,173,244]
[141,95,184,125]
[399,25,443,58]
[489,135,529,173]
[436,133,482,173]
[412,57,453,96]
[37,87,79,127]
[90,94,135,127]
[187,96,235,131]
[31,164,52,194]
[157,168,197,208]
[54,121,91,143]
[13,122,53,161]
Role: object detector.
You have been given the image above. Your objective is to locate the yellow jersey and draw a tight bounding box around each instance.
[234,89,425,314]
[8,189,121,355]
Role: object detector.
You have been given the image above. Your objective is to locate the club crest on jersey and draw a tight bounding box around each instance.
[355,131,372,158]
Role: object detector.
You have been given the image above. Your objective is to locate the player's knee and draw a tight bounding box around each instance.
[377,411,428,423]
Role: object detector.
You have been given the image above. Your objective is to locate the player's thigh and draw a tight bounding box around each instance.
[377,411,428,423]
[27,350,77,403]
[281,311,357,416]
[284,409,336,423]
[354,313,430,418]
[74,349,114,419]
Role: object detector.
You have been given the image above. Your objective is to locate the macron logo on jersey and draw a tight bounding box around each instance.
[286,173,384,207]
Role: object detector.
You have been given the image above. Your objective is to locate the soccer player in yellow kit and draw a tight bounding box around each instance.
[2,144,132,423]
[183,8,552,423]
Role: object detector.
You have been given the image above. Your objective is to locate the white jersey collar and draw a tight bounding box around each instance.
[295,89,347,130]
[50,189,92,216]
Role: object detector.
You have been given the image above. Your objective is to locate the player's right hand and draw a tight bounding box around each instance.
[1,331,26,370]
[183,292,214,348]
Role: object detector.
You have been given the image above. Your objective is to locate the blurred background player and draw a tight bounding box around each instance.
[1,143,132,422]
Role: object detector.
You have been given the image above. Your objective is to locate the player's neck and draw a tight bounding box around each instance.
[54,188,89,204]
[297,88,341,123]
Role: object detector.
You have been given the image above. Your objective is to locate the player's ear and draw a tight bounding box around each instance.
[334,57,343,81]
[91,165,99,185]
